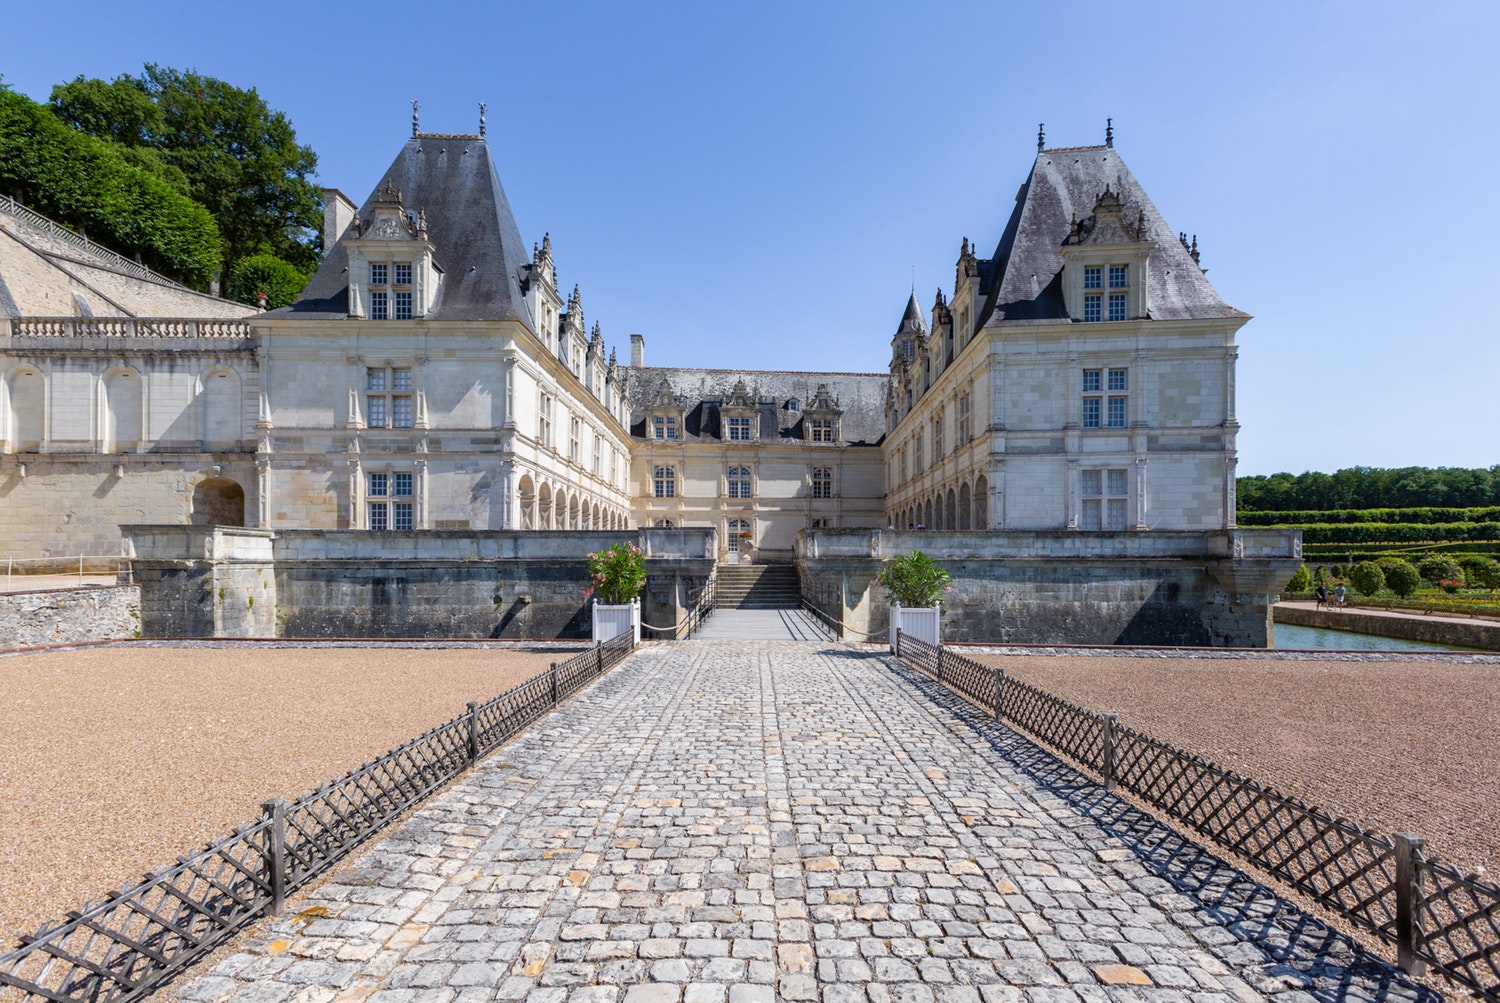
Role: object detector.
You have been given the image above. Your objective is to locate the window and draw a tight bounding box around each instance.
[1109,264,1127,288]
[367,471,413,530]
[809,418,835,443]
[653,466,676,498]
[1108,292,1126,322]
[394,262,412,285]
[394,291,412,320]
[727,519,750,553]
[1083,367,1126,429]
[898,445,907,484]
[956,393,971,445]
[1083,294,1101,322]
[787,398,800,411]
[1082,468,1128,531]
[569,416,580,463]
[932,415,944,459]
[652,415,678,440]
[809,518,829,529]
[370,292,389,320]
[592,434,602,477]
[726,416,752,441]
[1083,266,1102,290]
[727,465,752,499]
[366,366,413,428]
[811,467,833,499]
[370,264,388,285]
[538,392,553,447]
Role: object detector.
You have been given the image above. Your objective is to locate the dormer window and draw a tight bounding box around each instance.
[394,263,412,285]
[1082,265,1131,321]
[808,418,836,443]
[366,261,414,320]
[726,416,752,441]
[1084,266,1101,289]
[371,264,388,285]
[653,415,678,440]
[1109,265,1128,288]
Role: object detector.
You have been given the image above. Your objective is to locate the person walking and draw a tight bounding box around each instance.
[1315,583,1328,609]
[1335,583,1346,609]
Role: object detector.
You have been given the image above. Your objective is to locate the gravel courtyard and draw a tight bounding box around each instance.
[965,650,1500,876]
[0,643,575,942]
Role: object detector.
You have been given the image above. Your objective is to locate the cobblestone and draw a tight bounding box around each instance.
[170,642,1439,1003]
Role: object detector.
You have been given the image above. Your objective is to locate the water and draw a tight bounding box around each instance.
[1273,622,1475,652]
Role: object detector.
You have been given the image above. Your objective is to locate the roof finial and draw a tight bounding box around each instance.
[412,99,420,137]
[479,101,487,138]
[1106,117,1114,148]
[1037,122,1045,152]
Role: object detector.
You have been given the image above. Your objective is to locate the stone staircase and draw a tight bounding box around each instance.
[714,564,801,610]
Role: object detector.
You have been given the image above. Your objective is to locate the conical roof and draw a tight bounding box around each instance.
[895,291,927,336]
[274,135,535,328]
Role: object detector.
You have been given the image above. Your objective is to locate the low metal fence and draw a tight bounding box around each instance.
[893,631,1500,1002]
[0,632,636,1003]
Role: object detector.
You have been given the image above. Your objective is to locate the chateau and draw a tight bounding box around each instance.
[0,119,1298,644]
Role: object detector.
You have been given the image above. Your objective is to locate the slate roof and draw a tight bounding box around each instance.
[895,291,927,336]
[977,145,1246,327]
[624,366,889,446]
[272,135,534,327]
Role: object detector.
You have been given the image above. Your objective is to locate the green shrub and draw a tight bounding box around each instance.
[1238,507,1500,526]
[1285,564,1311,592]
[1417,556,1463,585]
[1295,522,1500,544]
[1459,556,1500,589]
[585,542,646,605]
[1349,562,1386,597]
[878,551,953,607]
[1312,565,1328,585]
[1383,561,1421,598]
[229,252,307,309]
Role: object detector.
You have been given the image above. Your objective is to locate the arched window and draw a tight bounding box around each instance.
[727,518,750,553]
[653,518,675,528]
[727,465,752,499]
[653,466,676,498]
[811,467,833,499]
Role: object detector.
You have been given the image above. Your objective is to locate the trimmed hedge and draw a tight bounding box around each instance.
[1239,506,1500,526]
[0,89,220,286]
[1271,522,1500,544]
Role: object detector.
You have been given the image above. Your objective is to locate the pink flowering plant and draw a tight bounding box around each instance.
[876,550,953,607]
[585,542,646,604]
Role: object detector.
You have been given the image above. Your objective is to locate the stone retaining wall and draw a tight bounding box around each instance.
[0,584,140,648]
[1273,603,1500,651]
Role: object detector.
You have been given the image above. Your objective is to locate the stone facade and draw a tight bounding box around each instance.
[0,583,140,647]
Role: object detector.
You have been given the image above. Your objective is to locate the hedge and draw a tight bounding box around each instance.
[0,89,220,286]
[1239,507,1500,526]
[1285,522,1500,544]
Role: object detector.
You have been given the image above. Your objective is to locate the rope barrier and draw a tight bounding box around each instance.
[797,596,886,641]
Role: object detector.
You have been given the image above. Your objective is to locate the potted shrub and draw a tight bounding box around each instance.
[878,550,952,650]
[587,542,646,642]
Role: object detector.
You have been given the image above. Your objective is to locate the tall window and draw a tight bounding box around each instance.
[726,416,752,441]
[932,415,945,459]
[811,467,833,499]
[569,416,581,463]
[538,392,553,448]
[367,262,413,320]
[652,415,678,440]
[1082,368,1127,429]
[727,465,752,499]
[368,471,413,530]
[808,418,835,443]
[1107,368,1127,428]
[727,518,750,553]
[367,366,413,428]
[1083,294,1101,323]
[1083,266,1102,289]
[956,392,971,445]
[653,466,676,498]
[592,434,602,476]
[1081,469,1128,531]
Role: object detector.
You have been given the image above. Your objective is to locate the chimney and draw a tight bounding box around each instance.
[630,333,645,367]
[322,188,357,254]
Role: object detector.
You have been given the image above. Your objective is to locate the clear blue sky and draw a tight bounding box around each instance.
[5,1,1497,476]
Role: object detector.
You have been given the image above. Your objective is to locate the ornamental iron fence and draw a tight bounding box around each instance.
[893,631,1500,1002]
[0,632,635,1003]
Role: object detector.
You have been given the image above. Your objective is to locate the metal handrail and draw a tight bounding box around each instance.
[798,593,884,640]
[1,194,180,287]
[3,554,128,588]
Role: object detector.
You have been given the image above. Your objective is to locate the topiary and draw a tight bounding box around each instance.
[1286,564,1312,592]
[1417,555,1462,586]
[1458,556,1500,590]
[1349,561,1386,597]
[1383,561,1421,599]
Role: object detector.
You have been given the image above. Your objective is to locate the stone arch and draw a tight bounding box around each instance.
[6,367,43,452]
[973,475,989,529]
[191,477,245,527]
[201,367,241,449]
[947,489,958,530]
[570,494,581,530]
[517,474,536,530]
[538,483,553,529]
[922,499,932,529]
[958,483,972,530]
[555,488,569,530]
[104,367,143,454]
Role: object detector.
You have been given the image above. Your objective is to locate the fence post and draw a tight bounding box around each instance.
[993,666,1004,721]
[595,640,604,676]
[890,601,900,654]
[1101,713,1117,792]
[550,662,559,706]
[466,701,479,765]
[1394,832,1428,977]
[261,798,287,915]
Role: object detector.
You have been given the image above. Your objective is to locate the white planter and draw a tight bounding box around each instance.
[889,601,941,651]
[592,597,640,644]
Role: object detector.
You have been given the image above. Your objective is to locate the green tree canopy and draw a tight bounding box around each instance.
[0,89,221,286]
[51,65,322,282]
[1239,466,1500,511]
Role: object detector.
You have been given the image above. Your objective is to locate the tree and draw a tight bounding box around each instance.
[1349,561,1385,597]
[0,89,220,285]
[1459,556,1500,590]
[1285,564,1312,592]
[51,65,321,284]
[1416,556,1462,586]
[1383,561,1421,599]
[229,253,308,309]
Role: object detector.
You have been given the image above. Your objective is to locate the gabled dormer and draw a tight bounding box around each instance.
[804,383,843,444]
[720,378,758,443]
[1060,184,1154,323]
[559,284,586,376]
[950,238,982,360]
[344,180,441,320]
[585,322,606,398]
[521,233,563,352]
[645,378,686,442]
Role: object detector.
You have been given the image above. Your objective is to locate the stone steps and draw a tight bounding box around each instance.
[715,565,801,610]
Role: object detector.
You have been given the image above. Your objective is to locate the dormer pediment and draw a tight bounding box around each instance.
[1063,184,1148,246]
[1059,184,1156,323]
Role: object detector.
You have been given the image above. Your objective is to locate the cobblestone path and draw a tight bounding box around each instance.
[175,643,1435,1003]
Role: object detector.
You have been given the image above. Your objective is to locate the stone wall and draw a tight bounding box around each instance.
[1273,604,1500,651]
[797,528,1301,647]
[0,584,140,648]
[125,526,715,640]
